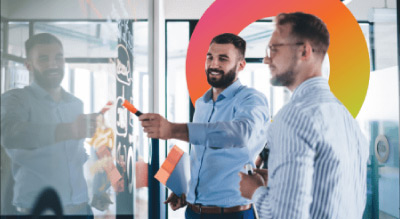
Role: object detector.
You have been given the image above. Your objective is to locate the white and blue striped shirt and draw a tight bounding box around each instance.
[252,77,369,219]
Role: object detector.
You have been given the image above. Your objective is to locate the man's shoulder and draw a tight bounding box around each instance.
[291,88,340,112]
[236,85,265,96]
[63,91,83,104]
[1,86,33,100]
[238,85,260,94]
[235,86,267,102]
[275,99,320,128]
[280,90,352,130]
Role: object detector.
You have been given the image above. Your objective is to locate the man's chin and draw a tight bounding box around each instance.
[208,74,222,82]
[49,78,63,86]
[270,77,283,86]
[37,81,62,90]
[207,80,225,88]
[207,76,220,85]
[33,70,64,90]
[208,80,220,87]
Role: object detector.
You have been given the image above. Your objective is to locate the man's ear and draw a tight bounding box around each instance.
[301,42,313,60]
[238,58,246,72]
[25,59,32,71]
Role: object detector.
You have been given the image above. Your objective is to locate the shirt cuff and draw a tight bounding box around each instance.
[252,186,268,203]
[187,123,207,145]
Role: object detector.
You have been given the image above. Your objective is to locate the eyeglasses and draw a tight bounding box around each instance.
[266,42,304,58]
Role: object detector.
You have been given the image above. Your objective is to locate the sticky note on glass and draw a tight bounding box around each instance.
[154,145,190,197]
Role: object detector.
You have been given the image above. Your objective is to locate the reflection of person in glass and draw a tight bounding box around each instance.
[88,114,118,212]
[1,33,98,215]
[140,33,270,219]
[239,12,369,218]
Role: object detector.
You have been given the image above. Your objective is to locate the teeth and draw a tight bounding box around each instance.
[210,72,220,75]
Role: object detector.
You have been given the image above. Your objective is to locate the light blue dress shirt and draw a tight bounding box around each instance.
[187,80,270,207]
[252,77,369,218]
[1,82,89,209]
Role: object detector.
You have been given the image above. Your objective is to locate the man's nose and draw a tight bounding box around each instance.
[209,59,220,68]
[263,56,271,65]
[48,57,64,69]
[48,58,58,68]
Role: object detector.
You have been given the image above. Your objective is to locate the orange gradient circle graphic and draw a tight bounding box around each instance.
[186,0,370,118]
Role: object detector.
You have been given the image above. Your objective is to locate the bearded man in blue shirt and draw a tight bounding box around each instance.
[1,33,99,215]
[239,12,369,219]
[140,33,270,219]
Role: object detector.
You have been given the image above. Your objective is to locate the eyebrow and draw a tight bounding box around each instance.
[206,53,230,59]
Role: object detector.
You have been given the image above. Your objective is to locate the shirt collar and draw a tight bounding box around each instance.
[203,79,242,102]
[30,82,73,102]
[291,76,329,100]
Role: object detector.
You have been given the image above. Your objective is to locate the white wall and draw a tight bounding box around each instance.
[164,0,213,19]
[347,0,396,21]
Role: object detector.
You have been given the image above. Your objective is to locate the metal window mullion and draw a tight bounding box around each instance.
[396,2,400,216]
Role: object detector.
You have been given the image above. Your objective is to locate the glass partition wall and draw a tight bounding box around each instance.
[1,17,150,218]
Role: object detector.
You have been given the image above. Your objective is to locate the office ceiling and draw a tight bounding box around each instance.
[0,0,397,21]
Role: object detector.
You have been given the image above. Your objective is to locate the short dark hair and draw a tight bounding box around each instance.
[276,12,330,56]
[25,33,63,59]
[210,33,246,59]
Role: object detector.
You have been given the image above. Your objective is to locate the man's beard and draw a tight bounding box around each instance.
[33,67,64,90]
[206,65,237,89]
[270,69,296,87]
[270,56,297,87]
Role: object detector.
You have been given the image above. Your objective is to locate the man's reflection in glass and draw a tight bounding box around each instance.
[1,33,98,215]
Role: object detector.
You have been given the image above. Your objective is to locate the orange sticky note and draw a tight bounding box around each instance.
[154,145,189,196]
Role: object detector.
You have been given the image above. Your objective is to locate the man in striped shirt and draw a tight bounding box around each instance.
[239,12,369,218]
